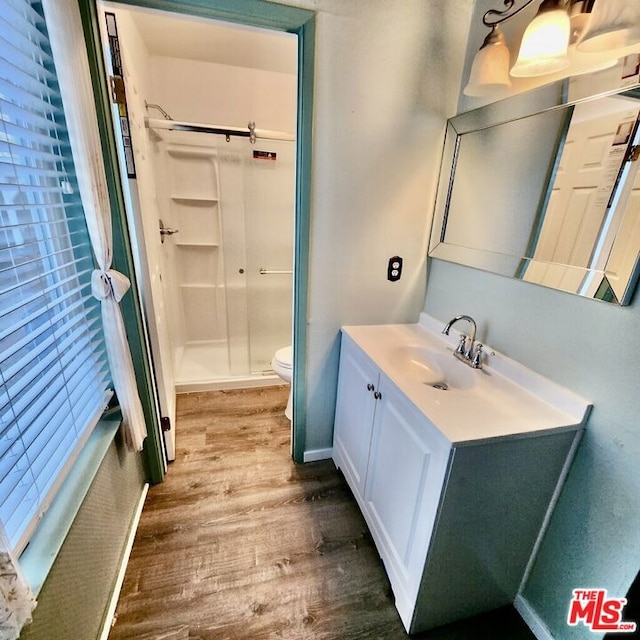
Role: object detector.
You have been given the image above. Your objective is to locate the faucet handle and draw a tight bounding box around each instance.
[455,334,467,356]
[471,343,484,369]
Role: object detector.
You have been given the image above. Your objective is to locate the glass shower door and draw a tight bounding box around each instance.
[243,139,296,373]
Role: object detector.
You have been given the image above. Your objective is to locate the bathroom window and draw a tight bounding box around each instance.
[0,0,111,553]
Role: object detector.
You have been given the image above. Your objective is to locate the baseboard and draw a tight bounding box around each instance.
[303,447,333,463]
[99,483,149,640]
[514,594,556,640]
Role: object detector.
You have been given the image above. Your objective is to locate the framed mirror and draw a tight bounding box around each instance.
[429,61,640,305]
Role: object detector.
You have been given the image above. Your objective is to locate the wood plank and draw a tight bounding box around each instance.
[109,386,535,640]
[108,387,404,639]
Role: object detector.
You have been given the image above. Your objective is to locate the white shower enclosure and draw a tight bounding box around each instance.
[98,4,299,462]
[149,126,295,393]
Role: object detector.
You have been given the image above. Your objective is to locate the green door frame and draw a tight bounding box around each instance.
[77,0,315,473]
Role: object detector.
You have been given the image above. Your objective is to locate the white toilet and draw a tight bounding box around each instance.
[271,345,293,420]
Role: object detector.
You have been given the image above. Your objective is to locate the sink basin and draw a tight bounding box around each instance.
[341,316,592,444]
[393,345,478,391]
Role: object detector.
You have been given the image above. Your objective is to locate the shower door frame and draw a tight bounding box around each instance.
[79,0,315,468]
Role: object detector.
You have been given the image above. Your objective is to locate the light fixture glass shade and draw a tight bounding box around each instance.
[566,45,618,76]
[569,2,589,47]
[511,3,570,77]
[463,28,511,97]
[577,0,640,53]
[564,0,617,77]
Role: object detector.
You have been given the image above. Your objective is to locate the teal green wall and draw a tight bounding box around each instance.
[445,2,640,634]
[423,259,640,638]
[20,436,145,640]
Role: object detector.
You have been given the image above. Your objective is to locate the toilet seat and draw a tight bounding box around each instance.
[273,345,292,370]
[272,345,293,420]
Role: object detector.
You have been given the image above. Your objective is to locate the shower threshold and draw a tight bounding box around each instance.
[174,342,284,393]
[175,373,281,394]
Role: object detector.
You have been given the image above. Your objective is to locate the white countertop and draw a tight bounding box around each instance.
[341,314,591,446]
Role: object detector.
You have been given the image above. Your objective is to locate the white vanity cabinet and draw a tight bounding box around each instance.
[332,327,586,634]
[332,338,379,497]
[361,370,452,627]
[333,333,452,628]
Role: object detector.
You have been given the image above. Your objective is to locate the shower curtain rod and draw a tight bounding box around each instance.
[145,117,295,143]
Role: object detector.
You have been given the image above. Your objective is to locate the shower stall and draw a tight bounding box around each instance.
[147,121,295,392]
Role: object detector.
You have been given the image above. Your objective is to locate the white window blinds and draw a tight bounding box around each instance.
[0,0,112,553]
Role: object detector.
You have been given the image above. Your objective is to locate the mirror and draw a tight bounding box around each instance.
[429,63,640,305]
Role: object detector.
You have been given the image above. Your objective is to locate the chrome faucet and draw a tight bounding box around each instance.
[442,315,484,369]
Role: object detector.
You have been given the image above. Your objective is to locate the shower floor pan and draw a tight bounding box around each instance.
[175,342,281,393]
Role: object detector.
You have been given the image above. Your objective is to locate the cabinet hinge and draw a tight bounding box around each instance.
[160,416,171,433]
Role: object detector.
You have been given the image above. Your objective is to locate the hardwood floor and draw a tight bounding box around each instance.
[109,386,536,640]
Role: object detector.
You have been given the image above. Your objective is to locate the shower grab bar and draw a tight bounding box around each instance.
[259,268,293,275]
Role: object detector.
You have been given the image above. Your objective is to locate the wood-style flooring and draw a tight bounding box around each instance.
[109,386,536,640]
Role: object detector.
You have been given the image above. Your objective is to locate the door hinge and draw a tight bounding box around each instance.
[109,75,126,106]
[160,416,171,433]
[626,144,640,163]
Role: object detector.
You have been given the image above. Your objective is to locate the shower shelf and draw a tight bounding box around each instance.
[175,241,219,247]
[180,283,219,288]
[170,195,218,203]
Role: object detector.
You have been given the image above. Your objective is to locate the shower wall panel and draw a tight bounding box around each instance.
[156,134,229,378]
[153,130,294,386]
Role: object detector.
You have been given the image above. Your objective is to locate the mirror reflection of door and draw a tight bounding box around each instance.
[523,95,640,299]
[604,132,640,302]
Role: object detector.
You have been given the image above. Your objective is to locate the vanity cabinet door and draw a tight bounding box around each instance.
[363,374,451,627]
[332,336,380,498]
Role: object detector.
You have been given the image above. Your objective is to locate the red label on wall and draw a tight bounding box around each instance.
[253,150,277,161]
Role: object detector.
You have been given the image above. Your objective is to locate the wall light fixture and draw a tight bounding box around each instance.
[464,0,640,97]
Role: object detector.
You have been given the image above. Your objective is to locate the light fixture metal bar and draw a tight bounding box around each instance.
[482,0,538,27]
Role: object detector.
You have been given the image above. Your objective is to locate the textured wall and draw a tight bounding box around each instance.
[425,2,640,637]
[20,436,146,640]
[291,0,475,452]
[423,259,640,639]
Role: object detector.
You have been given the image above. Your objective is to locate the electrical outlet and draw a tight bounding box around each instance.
[387,256,403,282]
